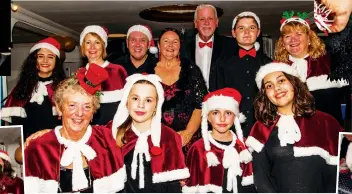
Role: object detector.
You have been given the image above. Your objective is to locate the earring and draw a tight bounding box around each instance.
[152,111,156,116]
[58,115,61,120]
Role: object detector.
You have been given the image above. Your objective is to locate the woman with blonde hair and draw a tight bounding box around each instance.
[24,64,126,193]
[274,11,350,125]
[79,25,128,125]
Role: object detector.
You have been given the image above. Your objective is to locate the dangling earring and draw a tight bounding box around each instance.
[58,115,61,120]
[152,111,156,117]
[177,53,180,61]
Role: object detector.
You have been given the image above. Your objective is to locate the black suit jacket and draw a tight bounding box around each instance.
[180,32,237,91]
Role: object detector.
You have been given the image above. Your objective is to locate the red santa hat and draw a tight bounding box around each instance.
[0,150,11,162]
[126,24,158,54]
[255,62,302,89]
[232,11,261,51]
[76,63,109,95]
[201,88,252,166]
[80,25,109,48]
[280,11,310,31]
[29,37,61,58]
[112,73,164,153]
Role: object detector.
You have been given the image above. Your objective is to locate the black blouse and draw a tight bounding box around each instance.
[153,59,208,153]
[123,147,181,193]
[12,76,61,139]
[253,127,337,193]
[58,167,93,193]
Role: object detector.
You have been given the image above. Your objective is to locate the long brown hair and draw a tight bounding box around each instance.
[116,80,158,147]
[254,72,315,126]
[275,22,326,63]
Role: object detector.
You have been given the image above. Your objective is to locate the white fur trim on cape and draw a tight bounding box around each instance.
[80,25,108,48]
[293,146,338,165]
[99,88,123,103]
[245,136,264,153]
[152,168,190,184]
[232,11,261,29]
[280,17,310,31]
[182,184,222,193]
[0,152,10,162]
[306,74,350,91]
[255,62,300,89]
[0,107,27,123]
[29,43,60,58]
[24,176,58,193]
[93,165,127,193]
[241,175,254,186]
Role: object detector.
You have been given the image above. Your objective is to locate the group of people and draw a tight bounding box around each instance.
[0,1,351,193]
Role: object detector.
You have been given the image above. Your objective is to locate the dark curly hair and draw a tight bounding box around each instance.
[0,160,15,178]
[12,49,66,101]
[254,72,315,126]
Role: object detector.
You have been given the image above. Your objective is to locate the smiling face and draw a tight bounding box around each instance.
[127,83,158,124]
[194,6,219,41]
[36,48,56,78]
[59,91,95,133]
[281,24,310,58]
[232,17,260,49]
[263,71,295,113]
[208,109,235,135]
[127,31,149,61]
[82,33,105,62]
[159,31,180,61]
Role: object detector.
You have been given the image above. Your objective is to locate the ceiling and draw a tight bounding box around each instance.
[12,0,313,43]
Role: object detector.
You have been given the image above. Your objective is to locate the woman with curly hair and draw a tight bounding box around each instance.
[0,150,24,194]
[245,62,343,192]
[274,11,350,125]
[0,37,65,139]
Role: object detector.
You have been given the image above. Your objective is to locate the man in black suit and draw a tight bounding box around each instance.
[181,4,237,92]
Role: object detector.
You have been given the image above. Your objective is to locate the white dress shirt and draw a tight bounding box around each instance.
[195,34,214,88]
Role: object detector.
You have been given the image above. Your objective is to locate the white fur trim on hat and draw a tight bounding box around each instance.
[255,62,301,89]
[280,17,310,31]
[80,25,108,48]
[111,74,164,148]
[0,152,10,162]
[30,43,60,58]
[232,11,261,29]
[127,25,152,42]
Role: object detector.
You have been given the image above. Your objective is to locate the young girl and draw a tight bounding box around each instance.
[246,62,342,192]
[182,88,254,193]
[111,73,190,192]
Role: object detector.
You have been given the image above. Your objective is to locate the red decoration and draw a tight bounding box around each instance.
[199,41,213,48]
[150,146,163,156]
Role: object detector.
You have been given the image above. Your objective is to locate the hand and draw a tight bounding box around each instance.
[177,130,193,147]
[319,0,352,33]
[24,129,51,149]
[179,180,186,187]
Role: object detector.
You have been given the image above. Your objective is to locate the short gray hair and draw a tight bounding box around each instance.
[194,4,218,21]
